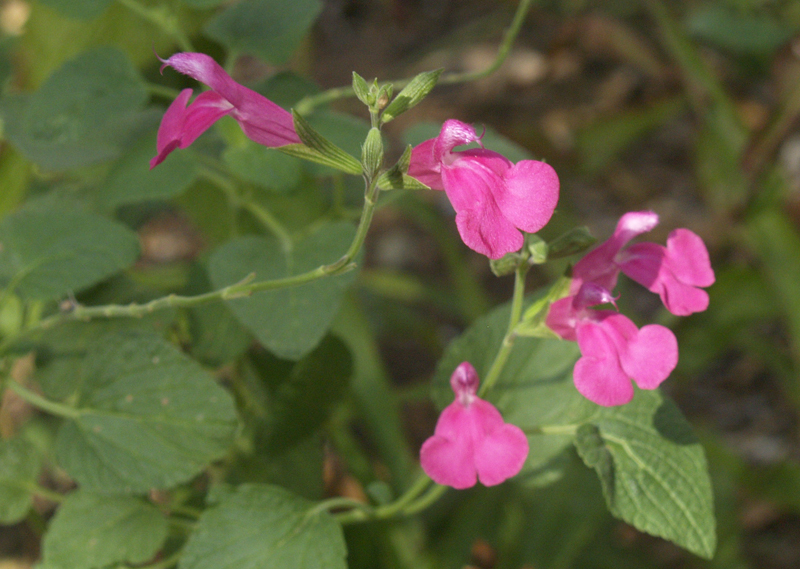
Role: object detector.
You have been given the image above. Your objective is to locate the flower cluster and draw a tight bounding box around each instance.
[408,119,559,259]
[420,362,529,489]
[545,211,715,406]
[149,53,714,489]
[150,52,300,169]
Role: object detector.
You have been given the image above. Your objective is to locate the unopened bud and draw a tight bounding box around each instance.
[361,127,384,179]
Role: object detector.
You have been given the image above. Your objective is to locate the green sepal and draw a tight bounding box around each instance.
[380,69,443,124]
[489,252,524,277]
[526,234,549,265]
[547,226,596,259]
[515,276,572,338]
[280,111,362,175]
[376,145,429,191]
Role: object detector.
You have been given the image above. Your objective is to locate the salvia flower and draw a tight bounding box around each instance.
[420,362,529,489]
[546,283,678,406]
[408,119,559,259]
[571,211,715,316]
[546,211,714,406]
[150,52,301,169]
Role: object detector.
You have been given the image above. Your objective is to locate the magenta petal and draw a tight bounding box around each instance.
[160,52,299,147]
[408,139,445,190]
[620,324,678,389]
[574,321,634,406]
[433,119,481,162]
[496,160,559,233]
[545,296,580,341]
[151,89,194,169]
[617,242,664,290]
[572,211,659,291]
[622,240,711,315]
[473,410,529,487]
[659,277,710,316]
[420,434,477,489]
[180,91,234,146]
[666,229,715,287]
[455,205,523,259]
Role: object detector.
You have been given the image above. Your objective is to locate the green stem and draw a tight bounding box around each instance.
[5,381,80,420]
[334,473,432,524]
[116,0,194,52]
[402,483,448,516]
[293,0,534,114]
[307,497,372,519]
[1,174,382,355]
[478,262,529,397]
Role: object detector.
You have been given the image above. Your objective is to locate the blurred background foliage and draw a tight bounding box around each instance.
[2,0,800,567]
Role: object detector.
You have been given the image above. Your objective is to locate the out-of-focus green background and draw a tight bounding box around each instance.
[2,0,800,567]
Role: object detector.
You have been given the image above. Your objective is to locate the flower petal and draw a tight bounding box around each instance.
[151,89,233,169]
[572,210,659,292]
[420,403,477,489]
[433,119,480,163]
[473,405,529,486]
[621,241,711,315]
[160,52,299,147]
[455,205,523,259]
[408,138,444,190]
[620,323,678,390]
[545,296,580,341]
[497,160,559,233]
[574,320,634,406]
[666,229,715,287]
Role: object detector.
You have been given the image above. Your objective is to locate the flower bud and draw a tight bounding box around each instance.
[361,127,384,179]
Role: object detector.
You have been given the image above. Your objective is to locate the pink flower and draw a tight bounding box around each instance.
[420,362,529,489]
[408,120,559,259]
[546,284,678,406]
[571,211,715,316]
[150,53,301,169]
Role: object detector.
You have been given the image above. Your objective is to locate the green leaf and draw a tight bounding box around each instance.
[381,69,443,124]
[204,0,323,66]
[34,317,175,401]
[55,331,238,493]
[179,484,346,569]
[432,296,593,476]
[223,144,303,193]
[37,0,113,19]
[574,390,717,559]
[0,437,42,523]
[41,491,168,568]
[0,208,140,301]
[208,222,358,360]
[260,336,352,453]
[0,47,149,171]
[99,131,197,208]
